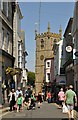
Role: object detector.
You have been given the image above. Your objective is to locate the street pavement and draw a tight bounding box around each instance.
[1,102,69,120]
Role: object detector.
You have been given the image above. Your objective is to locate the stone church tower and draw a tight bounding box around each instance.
[35,23,62,94]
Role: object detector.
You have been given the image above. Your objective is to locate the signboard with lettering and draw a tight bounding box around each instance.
[59,80,66,85]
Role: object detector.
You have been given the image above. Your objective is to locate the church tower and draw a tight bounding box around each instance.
[35,23,62,94]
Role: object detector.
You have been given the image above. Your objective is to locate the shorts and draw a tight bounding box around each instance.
[59,100,63,106]
[18,104,22,110]
[67,104,73,111]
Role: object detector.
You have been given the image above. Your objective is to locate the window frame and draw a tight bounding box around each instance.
[6,32,9,52]
[47,62,50,68]
[47,73,50,81]
[2,28,4,49]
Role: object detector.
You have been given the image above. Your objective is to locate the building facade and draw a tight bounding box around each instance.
[35,22,62,94]
[63,18,74,87]
[0,1,15,104]
[54,39,66,86]
[60,2,78,103]
[0,1,27,105]
[44,58,54,83]
[72,1,78,97]
[20,30,28,89]
[13,2,23,89]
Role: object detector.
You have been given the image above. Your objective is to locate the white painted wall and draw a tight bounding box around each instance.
[45,60,51,83]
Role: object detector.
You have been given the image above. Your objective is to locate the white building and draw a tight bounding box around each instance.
[45,59,51,83]
[0,1,15,105]
[13,2,23,89]
[20,30,28,88]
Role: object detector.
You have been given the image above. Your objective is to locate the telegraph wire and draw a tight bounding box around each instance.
[39,1,41,34]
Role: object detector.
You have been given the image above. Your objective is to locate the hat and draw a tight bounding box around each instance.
[69,85,73,89]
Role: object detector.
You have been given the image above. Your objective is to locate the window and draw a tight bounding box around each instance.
[2,28,4,48]
[18,43,20,50]
[60,68,65,74]
[3,2,7,15]
[41,39,44,48]
[6,2,8,17]
[6,33,9,51]
[54,39,57,44]
[1,0,3,10]
[18,56,21,62]
[18,62,20,68]
[18,42,22,50]
[47,73,50,81]
[47,62,50,67]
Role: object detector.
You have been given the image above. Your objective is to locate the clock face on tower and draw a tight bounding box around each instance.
[40,55,44,60]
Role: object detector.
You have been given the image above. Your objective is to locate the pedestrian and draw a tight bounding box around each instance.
[16,87,23,99]
[37,91,43,108]
[58,88,65,108]
[9,89,17,111]
[30,94,36,109]
[27,98,31,110]
[64,85,77,120]
[17,93,23,112]
[21,94,24,111]
[47,91,52,103]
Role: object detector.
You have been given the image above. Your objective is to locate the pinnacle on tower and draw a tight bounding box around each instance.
[59,25,62,39]
[47,22,50,33]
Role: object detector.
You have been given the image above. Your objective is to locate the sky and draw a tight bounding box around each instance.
[19,2,75,72]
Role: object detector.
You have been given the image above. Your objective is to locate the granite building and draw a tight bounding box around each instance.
[35,23,62,94]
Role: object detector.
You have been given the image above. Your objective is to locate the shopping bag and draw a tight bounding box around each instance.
[14,104,17,109]
[62,103,68,113]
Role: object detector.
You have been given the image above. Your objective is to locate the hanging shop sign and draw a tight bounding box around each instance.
[74,51,78,57]
[66,46,72,52]
[59,80,66,85]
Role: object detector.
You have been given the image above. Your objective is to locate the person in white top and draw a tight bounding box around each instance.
[16,87,23,99]
[9,89,17,111]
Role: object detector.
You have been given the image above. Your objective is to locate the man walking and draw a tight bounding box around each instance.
[65,85,77,120]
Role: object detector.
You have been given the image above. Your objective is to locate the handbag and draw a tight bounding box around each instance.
[62,103,68,113]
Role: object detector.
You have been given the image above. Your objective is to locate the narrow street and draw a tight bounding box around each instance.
[2,102,68,119]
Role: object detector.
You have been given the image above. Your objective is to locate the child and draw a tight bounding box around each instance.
[21,94,24,111]
[17,93,22,112]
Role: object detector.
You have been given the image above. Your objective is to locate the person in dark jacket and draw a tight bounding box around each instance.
[9,89,16,111]
[37,91,43,108]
